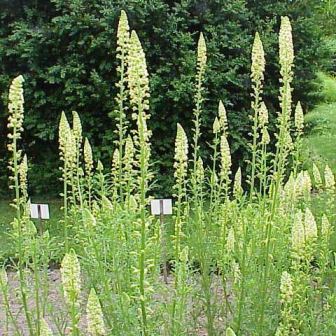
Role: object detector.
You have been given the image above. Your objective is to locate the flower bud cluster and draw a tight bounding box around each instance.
[87,288,106,335]
[61,251,81,307]
[84,138,93,178]
[220,134,231,181]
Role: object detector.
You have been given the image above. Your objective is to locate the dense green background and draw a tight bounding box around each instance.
[0,0,329,196]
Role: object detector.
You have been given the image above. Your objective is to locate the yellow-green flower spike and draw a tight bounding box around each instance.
[59,111,71,160]
[40,318,53,336]
[321,214,332,237]
[72,111,82,146]
[279,271,293,304]
[261,128,270,145]
[84,138,93,177]
[226,327,237,336]
[174,123,189,181]
[8,75,25,138]
[213,117,220,134]
[251,32,265,84]
[0,268,8,287]
[294,101,304,133]
[87,288,106,336]
[197,32,207,75]
[127,30,150,112]
[279,16,294,73]
[226,227,235,253]
[304,207,317,241]
[97,160,104,172]
[117,10,130,58]
[324,164,335,191]
[258,101,269,127]
[312,163,322,190]
[112,148,120,173]
[83,208,96,228]
[233,167,243,197]
[60,250,81,307]
[220,134,231,180]
[19,154,28,199]
[218,100,228,133]
[195,156,204,186]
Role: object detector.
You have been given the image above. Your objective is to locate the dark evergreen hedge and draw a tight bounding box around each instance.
[0,0,326,196]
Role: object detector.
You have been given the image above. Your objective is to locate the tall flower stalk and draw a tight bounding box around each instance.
[249,32,265,199]
[127,29,152,336]
[84,138,94,207]
[258,17,295,335]
[7,75,34,335]
[59,111,71,251]
[61,251,81,336]
[191,33,207,201]
[173,123,189,261]
[113,10,130,201]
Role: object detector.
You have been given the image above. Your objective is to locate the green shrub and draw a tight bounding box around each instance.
[317,72,336,103]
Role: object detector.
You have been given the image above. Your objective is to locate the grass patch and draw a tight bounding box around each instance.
[0,199,63,261]
[303,72,336,197]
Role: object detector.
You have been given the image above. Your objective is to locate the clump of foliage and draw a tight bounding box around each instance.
[0,0,327,195]
[1,11,336,336]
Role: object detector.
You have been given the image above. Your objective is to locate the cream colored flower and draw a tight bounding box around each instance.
[233,167,243,197]
[117,10,130,59]
[174,123,189,181]
[83,208,96,228]
[251,32,265,84]
[195,157,204,186]
[19,154,28,198]
[72,111,82,148]
[295,170,311,198]
[8,75,25,137]
[324,165,335,191]
[213,117,220,134]
[84,138,93,177]
[261,128,270,145]
[0,268,8,287]
[226,327,236,336]
[87,288,106,335]
[65,131,77,171]
[258,101,268,127]
[232,261,241,284]
[129,195,138,211]
[312,163,322,190]
[111,148,120,179]
[97,160,104,172]
[220,134,231,180]
[127,31,150,112]
[279,16,294,72]
[279,271,293,304]
[197,32,207,76]
[304,207,317,241]
[40,318,53,336]
[59,111,71,161]
[60,251,81,307]
[292,210,304,250]
[302,171,312,196]
[294,101,304,133]
[218,100,228,133]
[226,227,235,253]
[321,214,331,237]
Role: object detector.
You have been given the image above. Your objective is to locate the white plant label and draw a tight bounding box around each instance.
[30,203,50,220]
[150,199,173,215]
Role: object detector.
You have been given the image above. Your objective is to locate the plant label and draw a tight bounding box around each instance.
[150,199,172,215]
[30,203,50,220]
